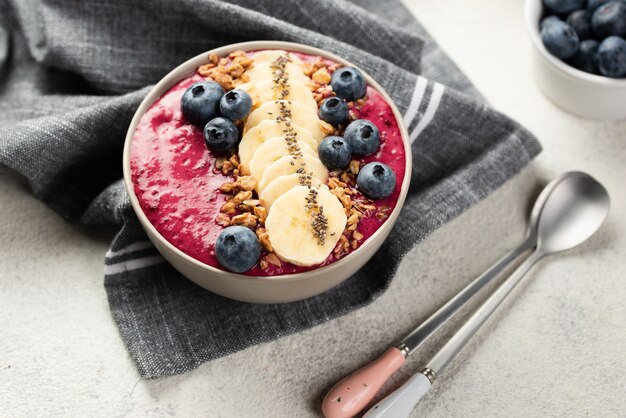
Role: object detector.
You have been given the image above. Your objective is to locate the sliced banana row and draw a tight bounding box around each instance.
[235,51,346,266]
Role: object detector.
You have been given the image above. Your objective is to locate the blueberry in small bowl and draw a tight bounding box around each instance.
[544,0,586,14]
[591,1,626,38]
[181,81,224,126]
[526,0,626,118]
[567,39,600,73]
[588,0,614,12]
[541,20,580,59]
[537,0,626,72]
[566,9,592,39]
[597,36,626,77]
[540,15,562,30]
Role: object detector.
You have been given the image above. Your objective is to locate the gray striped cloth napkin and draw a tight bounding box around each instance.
[0,0,541,378]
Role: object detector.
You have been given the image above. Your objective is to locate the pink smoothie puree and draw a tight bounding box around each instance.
[130,50,406,276]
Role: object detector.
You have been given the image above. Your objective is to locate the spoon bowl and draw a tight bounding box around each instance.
[534,172,610,256]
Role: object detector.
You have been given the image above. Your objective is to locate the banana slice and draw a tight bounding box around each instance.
[258,154,329,193]
[248,136,317,182]
[245,62,310,84]
[265,186,347,267]
[251,50,304,67]
[239,120,318,167]
[238,80,318,112]
[245,100,325,143]
[260,174,326,211]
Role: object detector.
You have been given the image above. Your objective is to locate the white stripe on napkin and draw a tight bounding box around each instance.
[105,241,154,259]
[410,82,445,143]
[104,255,165,275]
[403,76,428,126]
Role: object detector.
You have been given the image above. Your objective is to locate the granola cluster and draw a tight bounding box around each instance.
[327,165,368,259]
[302,57,337,103]
[217,168,263,222]
[198,51,253,91]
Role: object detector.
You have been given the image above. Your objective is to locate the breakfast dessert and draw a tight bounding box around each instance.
[540,0,626,77]
[130,49,406,276]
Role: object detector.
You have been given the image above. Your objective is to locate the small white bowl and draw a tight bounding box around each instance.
[123,41,412,304]
[525,0,626,119]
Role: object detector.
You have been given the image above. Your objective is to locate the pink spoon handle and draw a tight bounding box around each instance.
[321,347,406,418]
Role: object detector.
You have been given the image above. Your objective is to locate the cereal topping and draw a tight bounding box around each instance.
[199,50,253,90]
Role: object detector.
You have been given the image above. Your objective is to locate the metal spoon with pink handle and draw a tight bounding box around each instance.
[322,172,610,418]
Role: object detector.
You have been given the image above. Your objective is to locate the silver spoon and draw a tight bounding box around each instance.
[323,172,576,418]
[362,171,610,418]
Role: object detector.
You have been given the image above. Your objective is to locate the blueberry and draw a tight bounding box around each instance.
[215,226,261,273]
[203,117,239,154]
[566,10,592,39]
[541,20,580,59]
[591,1,626,38]
[331,67,367,101]
[219,89,252,121]
[543,0,586,15]
[318,136,352,169]
[343,119,380,156]
[356,162,396,200]
[597,36,626,77]
[181,81,224,127]
[567,39,600,73]
[588,0,614,12]
[540,15,562,30]
[319,97,350,125]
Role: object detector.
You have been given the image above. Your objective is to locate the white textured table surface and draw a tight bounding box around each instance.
[1,0,625,416]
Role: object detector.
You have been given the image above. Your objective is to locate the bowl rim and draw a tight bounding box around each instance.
[524,0,626,86]
[122,40,413,283]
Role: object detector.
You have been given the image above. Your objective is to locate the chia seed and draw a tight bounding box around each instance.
[270,52,329,246]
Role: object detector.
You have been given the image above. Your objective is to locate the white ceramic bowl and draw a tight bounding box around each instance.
[525,0,626,119]
[123,41,412,304]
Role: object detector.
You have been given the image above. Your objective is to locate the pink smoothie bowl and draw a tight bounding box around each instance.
[122,41,412,304]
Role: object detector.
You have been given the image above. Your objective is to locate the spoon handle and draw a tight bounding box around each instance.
[427,250,543,374]
[361,373,431,418]
[321,347,406,418]
[397,235,535,356]
[321,237,534,418]
[363,251,544,418]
